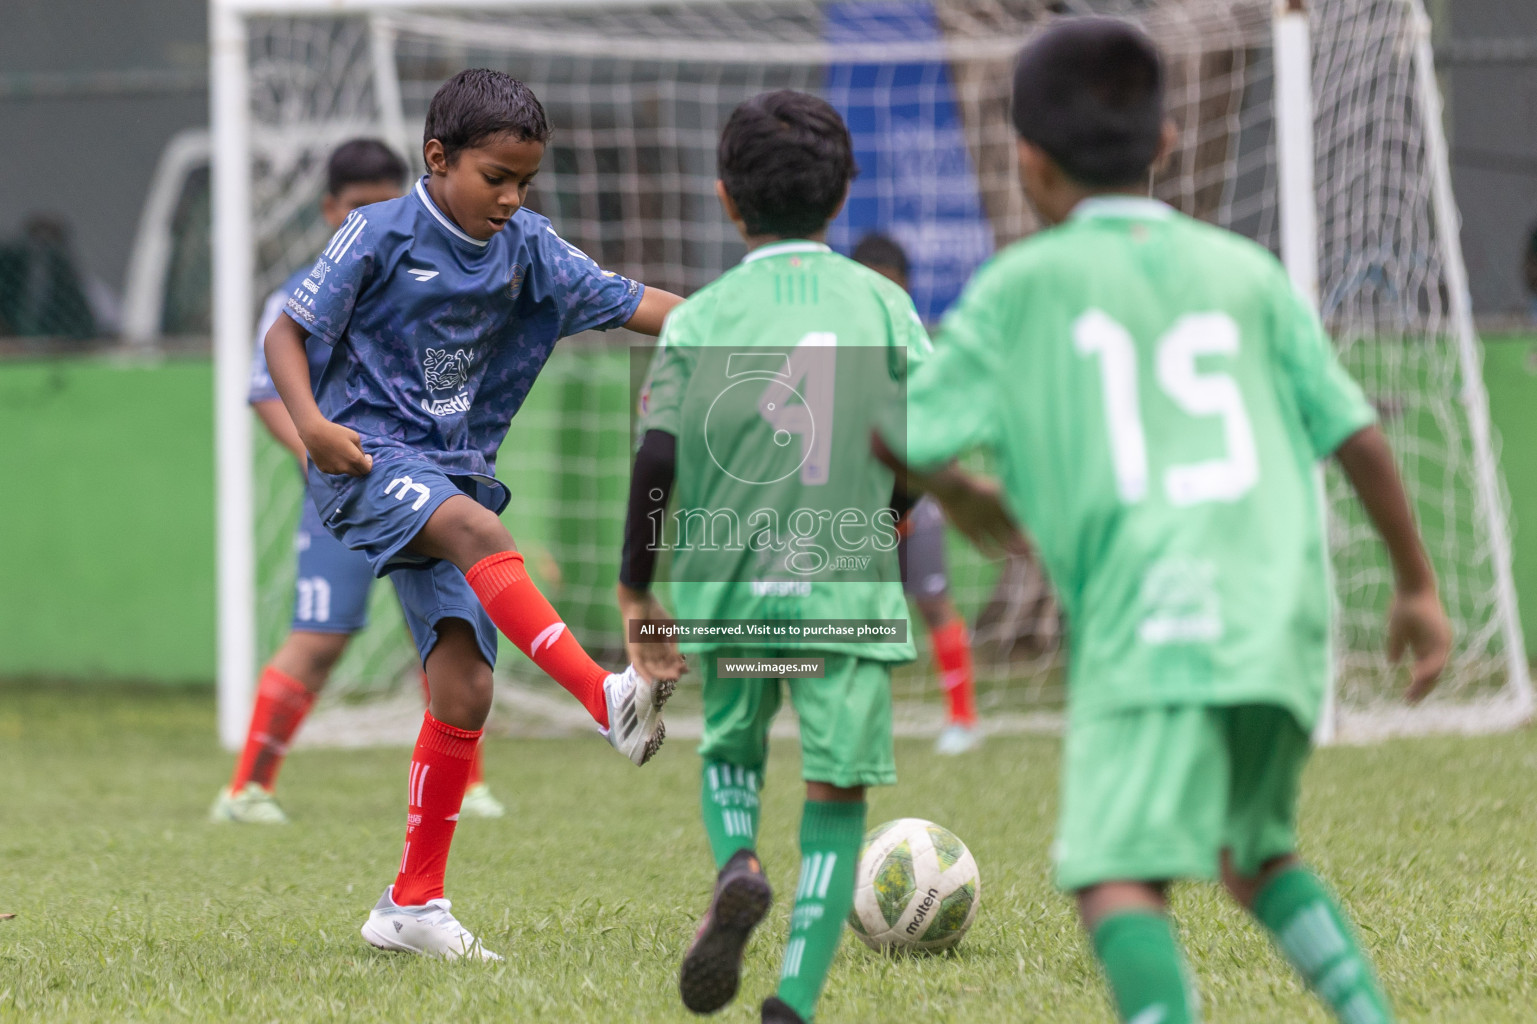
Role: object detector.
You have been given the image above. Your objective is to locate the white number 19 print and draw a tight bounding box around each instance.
[1075,309,1259,507]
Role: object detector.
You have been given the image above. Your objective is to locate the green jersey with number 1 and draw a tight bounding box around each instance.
[900,197,1376,728]
[638,240,928,661]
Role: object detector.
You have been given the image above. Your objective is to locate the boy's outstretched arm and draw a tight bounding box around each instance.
[1334,424,1452,701]
[871,431,1030,557]
[622,287,685,336]
[264,314,372,477]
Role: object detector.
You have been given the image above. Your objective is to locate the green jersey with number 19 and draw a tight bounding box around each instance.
[898,197,1376,728]
[638,240,929,661]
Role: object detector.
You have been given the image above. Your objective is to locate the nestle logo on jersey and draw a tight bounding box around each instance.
[420,347,474,417]
[424,348,472,391]
[421,393,472,417]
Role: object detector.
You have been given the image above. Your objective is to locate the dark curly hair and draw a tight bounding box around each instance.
[718,90,858,238]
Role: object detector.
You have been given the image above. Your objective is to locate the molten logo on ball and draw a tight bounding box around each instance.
[848,817,980,952]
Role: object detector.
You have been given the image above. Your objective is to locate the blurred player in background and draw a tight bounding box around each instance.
[852,233,980,755]
[266,71,685,960]
[879,20,1450,1024]
[210,138,506,825]
[620,91,926,1024]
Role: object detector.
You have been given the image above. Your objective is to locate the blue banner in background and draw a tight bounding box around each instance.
[823,0,994,323]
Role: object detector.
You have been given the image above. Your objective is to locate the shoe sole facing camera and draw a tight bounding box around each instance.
[637,675,676,764]
[611,671,678,765]
[679,869,774,1014]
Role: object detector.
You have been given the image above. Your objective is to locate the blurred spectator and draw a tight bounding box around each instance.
[0,215,120,339]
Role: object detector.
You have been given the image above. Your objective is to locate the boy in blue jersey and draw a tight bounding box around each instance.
[265,70,687,959]
[212,139,505,825]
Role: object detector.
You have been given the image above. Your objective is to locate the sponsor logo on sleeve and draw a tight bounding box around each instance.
[285,296,317,324]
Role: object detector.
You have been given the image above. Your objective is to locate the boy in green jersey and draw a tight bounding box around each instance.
[618,91,928,1024]
[877,19,1452,1024]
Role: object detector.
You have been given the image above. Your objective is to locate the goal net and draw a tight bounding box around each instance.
[224,0,1530,745]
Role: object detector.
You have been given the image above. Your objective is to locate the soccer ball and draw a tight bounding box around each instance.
[847,817,980,952]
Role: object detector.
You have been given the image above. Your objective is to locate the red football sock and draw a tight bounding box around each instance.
[465,551,610,728]
[393,711,481,907]
[418,669,487,789]
[931,618,977,726]
[229,666,316,792]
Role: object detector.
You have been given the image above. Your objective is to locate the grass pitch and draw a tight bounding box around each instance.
[0,682,1534,1022]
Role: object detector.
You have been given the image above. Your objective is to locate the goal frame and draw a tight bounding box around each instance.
[209,0,1531,749]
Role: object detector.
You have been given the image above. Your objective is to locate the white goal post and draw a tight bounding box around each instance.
[211,0,1531,750]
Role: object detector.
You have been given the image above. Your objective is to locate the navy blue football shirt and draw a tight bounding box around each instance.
[283,176,644,479]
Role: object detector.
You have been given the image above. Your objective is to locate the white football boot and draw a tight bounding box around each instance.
[458,782,507,819]
[359,886,502,961]
[934,723,983,756]
[601,665,676,766]
[208,782,290,824]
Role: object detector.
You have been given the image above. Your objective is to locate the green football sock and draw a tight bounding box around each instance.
[1091,910,1198,1024]
[776,800,865,1023]
[700,760,763,869]
[1252,867,1395,1024]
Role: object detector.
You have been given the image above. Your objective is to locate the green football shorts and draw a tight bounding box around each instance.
[696,647,897,788]
[1053,703,1311,891]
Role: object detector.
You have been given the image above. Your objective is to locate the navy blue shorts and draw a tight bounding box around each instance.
[899,495,949,600]
[391,562,499,669]
[308,454,508,576]
[308,454,504,669]
[290,497,373,633]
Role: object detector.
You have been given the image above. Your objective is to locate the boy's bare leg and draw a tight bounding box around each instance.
[422,619,494,731]
[1077,880,1197,1023]
[407,494,519,571]
[913,594,954,634]
[1222,851,1395,1024]
[1077,880,1169,926]
[266,630,351,693]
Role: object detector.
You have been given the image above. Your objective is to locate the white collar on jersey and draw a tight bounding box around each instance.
[1069,195,1174,221]
[741,240,831,264]
[414,178,490,248]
